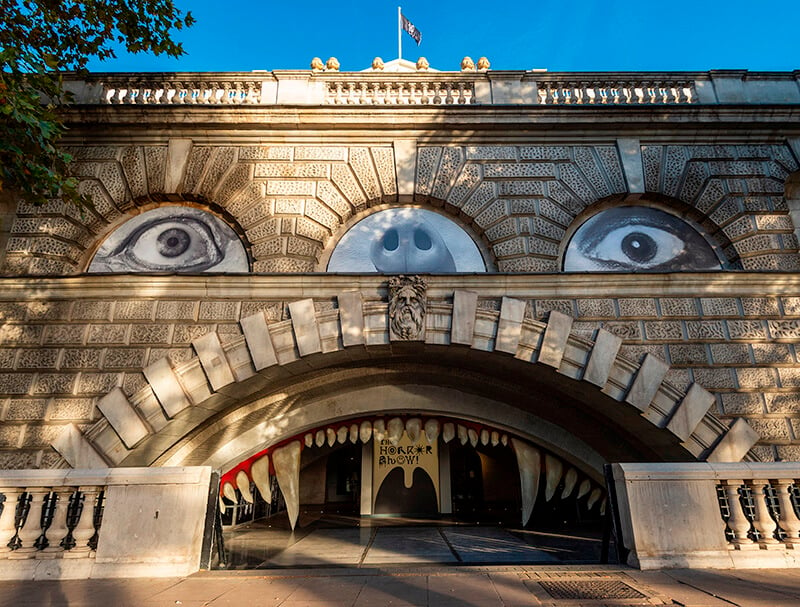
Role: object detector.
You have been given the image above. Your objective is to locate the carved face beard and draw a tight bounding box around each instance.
[390,287,424,339]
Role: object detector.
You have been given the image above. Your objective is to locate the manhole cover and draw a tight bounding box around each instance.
[538,580,646,600]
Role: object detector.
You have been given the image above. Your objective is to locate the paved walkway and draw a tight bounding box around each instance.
[1,565,800,606]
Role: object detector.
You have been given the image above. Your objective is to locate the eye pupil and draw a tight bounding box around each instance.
[157,228,191,258]
[622,232,656,263]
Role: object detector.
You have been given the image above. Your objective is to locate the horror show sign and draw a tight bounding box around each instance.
[372,433,439,512]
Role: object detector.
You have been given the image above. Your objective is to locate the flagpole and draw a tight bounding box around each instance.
[397,6,402,60]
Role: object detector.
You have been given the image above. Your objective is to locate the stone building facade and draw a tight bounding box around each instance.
[1,65,800,570]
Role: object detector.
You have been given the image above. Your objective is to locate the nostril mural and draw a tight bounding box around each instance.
[414,228,432,250]
[383,228,399,251]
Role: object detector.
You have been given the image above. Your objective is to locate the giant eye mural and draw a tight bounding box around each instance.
[88,206,249,273]
[563,207,722,272]
[327,208,486,273]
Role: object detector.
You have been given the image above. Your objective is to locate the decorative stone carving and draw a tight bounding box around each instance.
[310,57,324,71]
[460,56,476,72]
[416,57,429,71]
[325,57,340,71]
[477,56,490,71]
[371,57,384,70]
[388,275,427,341]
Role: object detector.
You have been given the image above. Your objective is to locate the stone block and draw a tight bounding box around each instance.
[625,354,669,412]
[494,297,526,355]
[451,290,478,346]
[337,291,365,347]
[706,418,760,462]
[240,312,279,370]
[288,299,322,356]
[192,332,235,391]
[142,357,191,418]
[538,311,573,368]
[51,423,108,468]
[584,329,622,388]
[97,387,150,448]
[721,393,765,415]
[619,298,657,317]
[616,138,645,192]
[666,384,715,442]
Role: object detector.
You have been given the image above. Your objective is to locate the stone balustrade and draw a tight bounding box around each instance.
[0,467,213,580]
[62,70,800,107]
[611,463,800,569]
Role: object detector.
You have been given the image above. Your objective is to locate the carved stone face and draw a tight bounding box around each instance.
[370,218,456,273]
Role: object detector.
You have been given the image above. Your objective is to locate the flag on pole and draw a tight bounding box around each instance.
[401,13,422,45]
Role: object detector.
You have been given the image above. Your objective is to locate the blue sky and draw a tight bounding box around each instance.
[86,0,800,73]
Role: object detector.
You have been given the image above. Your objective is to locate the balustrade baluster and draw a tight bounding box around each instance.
[0,489,22,557]
[749,480,779,544]
[65,487,99,556]
[40,487,74,556]
[774,479,800,545]
[10,489,49,557]
[722,480,754,546]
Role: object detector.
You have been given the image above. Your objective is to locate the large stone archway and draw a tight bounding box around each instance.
[52,287,759,475]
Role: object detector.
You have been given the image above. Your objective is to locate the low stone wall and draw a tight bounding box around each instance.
[611,462,800,569]
[0,466,213,580]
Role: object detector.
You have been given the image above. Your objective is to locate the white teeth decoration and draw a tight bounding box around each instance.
[222,482,237,503]
[457,425,468,445]
[468,428,479,447]
[600,498,607,516]
[561,468,578,499]
[359,420,372,443]
[373,419,386,442]
[491,431,499,447]
[219,495,226,510]
[544,455,563,502]
[406,418,422,442]
[337,426,348,444]
[387,417,404,445]
[326,428,336,447]
[587,488,602,510]
[424,419,440,443]
[236,470,253,504]
[501,434,508,447]
[304,433,313,448]
[442,422,455,443]
[315,430,325,448]
[480,429,490,446]
[511,438,541,526]
[250,455,271,502]
[349,424,359,444]
[577,479,591,499]
[272,441,301,531]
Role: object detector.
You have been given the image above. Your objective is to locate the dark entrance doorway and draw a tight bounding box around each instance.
[373,467,438,515]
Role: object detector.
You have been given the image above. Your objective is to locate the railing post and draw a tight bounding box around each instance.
[722,480,755,547]
[774,479,800,545]
[65,487,99,556]
[40,487,74,557]
[0,489,23,557]
[749,480,779,545]
[10,489,49,557]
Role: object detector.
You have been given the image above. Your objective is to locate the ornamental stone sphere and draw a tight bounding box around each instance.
[372,57,385,70]
[310,57,324,71]
[326,57,340,71]
[460,56,476,72]
[416,57,429,71]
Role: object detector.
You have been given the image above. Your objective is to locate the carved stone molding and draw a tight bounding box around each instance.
[388,275,427,341]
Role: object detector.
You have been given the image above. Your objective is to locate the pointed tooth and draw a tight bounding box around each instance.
[587,488,602,510]
[219,494,226,510]
[315,430,325,448]
[359,420,372,443]
[304,433,313,448]
[424,419,440,443]
[442,422,455,443]
[251,454,271,502]
[501,434,508,447]
[222,482,237,503]
[457,425,468,445]
[387,417,404,445]
[600,498,607,516]
[327,428,336,447]
[406,418,422,442]
[480,429,489,446]
[337,426,348,444]
[511,439,541,526]
[273,441,301,531]
[577,479,591,499]
[236,470,253,504]
[561,468,578,499]
[468,428,479,447]
[373,419,386,442]
[490,431,499,447]
[349,424,359,444]
[544,455,563,502]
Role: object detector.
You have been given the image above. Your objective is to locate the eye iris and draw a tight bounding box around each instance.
[156,228,191,258]
[621,232,657,263]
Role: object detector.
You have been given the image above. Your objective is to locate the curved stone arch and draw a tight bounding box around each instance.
[52,289,760,471]
[557,193,742,271]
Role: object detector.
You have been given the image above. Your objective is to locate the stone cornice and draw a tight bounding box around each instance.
[3,272,800,300]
